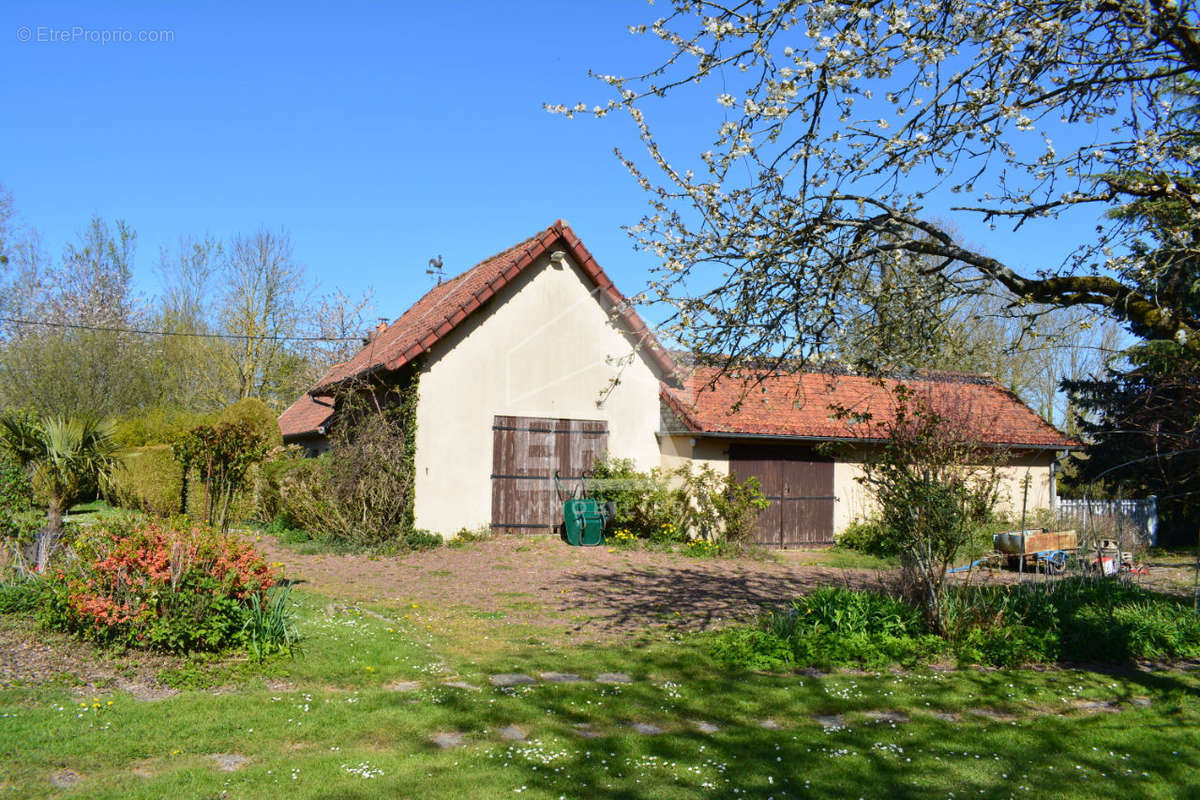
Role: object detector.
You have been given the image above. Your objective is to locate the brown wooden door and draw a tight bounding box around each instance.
[731,443,835,547]
[490,415,608,534]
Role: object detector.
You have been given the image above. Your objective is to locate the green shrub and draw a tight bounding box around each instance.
[707,628,793,671]
[173,420,270,531]
[41,518,282,654]
[218,398,283,450]
[113,408,213,449]
[709,587,942,670]
[834,518,901,557]
[710,581,1200,672]
[108,445,183,517]
[591,457,768,546]
[590,458,681,541]
[404,529,443,551]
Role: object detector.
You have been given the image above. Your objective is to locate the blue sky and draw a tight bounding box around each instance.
[1,1,1097,329]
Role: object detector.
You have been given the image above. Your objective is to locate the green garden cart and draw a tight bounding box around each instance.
[554,470,613,546]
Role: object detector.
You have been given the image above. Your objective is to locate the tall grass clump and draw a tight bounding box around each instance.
[242,585,300,661]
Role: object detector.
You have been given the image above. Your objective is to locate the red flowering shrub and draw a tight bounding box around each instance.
[42,519,280,653]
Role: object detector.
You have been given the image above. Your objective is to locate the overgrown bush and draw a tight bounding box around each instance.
[40,518,290,655]
[277,379,419,547]
[590,458,682,541]
[590,457,768,547]
[250,446,309,523]
[108,445,183,517]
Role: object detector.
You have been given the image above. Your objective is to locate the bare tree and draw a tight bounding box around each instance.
[152,236,232,409]
[308,288,374,374]
[0,217,153,417]
[220,228,308,407]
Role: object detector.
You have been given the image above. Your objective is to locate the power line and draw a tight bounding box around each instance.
[0,316,364,342]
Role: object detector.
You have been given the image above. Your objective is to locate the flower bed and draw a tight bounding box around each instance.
[43,518,284,653]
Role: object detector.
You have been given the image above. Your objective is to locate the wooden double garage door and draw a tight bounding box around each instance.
[490,415,607,534]
[731,443,835,547]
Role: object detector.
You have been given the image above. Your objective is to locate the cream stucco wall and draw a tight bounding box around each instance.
[671,437,1058,540]
[659,435,731,475]
[411,253,666,536]
[835,452,1056,536]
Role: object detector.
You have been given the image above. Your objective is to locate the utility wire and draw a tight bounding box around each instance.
[0,316,364,342]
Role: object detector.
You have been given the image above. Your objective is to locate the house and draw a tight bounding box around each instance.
[279,220,1078,546]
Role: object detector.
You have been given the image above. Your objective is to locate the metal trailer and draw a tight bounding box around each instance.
[992,529,1079,575]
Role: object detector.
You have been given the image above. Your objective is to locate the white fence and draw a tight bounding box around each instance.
[1055,496,1159,546]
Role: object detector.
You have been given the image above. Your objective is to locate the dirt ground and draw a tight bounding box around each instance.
[256,535,1200,641]
[4,535,1194,687]
[257,535,893,639]
[0,613,180,696]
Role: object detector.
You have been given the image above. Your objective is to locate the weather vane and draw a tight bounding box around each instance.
[427,255,444,285]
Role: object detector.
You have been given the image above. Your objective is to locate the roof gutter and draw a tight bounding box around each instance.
[669,429,1085,451]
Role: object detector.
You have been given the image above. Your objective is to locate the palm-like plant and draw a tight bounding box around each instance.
[0,413,118,568]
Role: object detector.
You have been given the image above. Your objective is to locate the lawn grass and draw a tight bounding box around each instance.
[3,588,1199,798]
[802,548,899,570]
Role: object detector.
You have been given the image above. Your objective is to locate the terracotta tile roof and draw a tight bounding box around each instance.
[662,366,1080,449]
[278,393,336,440]
[279,220,675,438]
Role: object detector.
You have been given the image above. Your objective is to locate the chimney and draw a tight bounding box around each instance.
[362,319,388,346]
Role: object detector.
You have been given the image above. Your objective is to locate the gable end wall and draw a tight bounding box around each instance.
[412,252,664,536]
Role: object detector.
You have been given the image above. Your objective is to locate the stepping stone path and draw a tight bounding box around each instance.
[209,754,249,772]
[812,714,845,729]
[498,725,528,741]
[758,719,784,730]
[443,681,479,691]
[490,673,537,687]
[540,671,584,683]
[929,711,960,722]
[631,722,664,734]
[866,711,909,725]
[968,708,1019,722]
[693,720,721,734]
[385,680,421,692]
[1073,700,1121,714]
[50,770,81,788]
[595,672,632,684]
[572,723,602,739]
[430,732,465,749]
